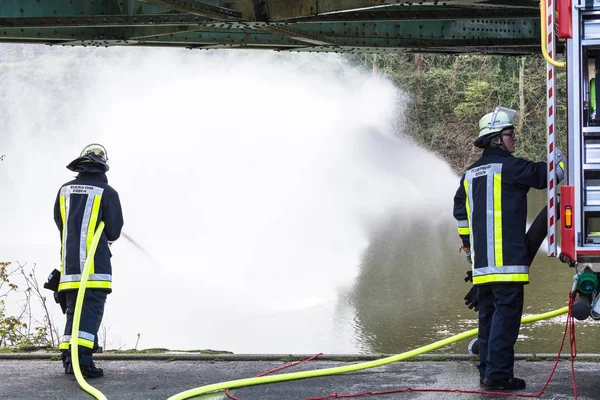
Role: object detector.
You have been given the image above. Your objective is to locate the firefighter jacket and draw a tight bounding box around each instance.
[54,163,123,293]
[453,147,546,286]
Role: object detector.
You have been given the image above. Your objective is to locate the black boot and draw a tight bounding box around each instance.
[81,361,104,378]
[63,354,73,374]
[483,377,526,391]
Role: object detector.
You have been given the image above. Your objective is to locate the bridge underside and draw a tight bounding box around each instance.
[0,0,553,55]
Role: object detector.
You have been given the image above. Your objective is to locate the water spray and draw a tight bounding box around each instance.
[121,232,154,260]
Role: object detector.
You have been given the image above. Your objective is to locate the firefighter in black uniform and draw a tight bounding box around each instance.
[54,143,123,378]
[453,107,564,391]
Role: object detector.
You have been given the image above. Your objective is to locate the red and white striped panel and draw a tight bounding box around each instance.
[546,0,557,257]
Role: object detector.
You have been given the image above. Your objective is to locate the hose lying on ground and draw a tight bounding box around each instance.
[167,306,569,400]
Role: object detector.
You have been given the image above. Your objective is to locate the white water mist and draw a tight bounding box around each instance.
[0,45,458,353]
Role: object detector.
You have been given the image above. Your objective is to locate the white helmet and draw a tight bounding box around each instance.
[80,143,108,163]
[475,106,518,148]
[67,143,109,172]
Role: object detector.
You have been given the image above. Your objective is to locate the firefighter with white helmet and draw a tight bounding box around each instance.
[54,143,123,378]
[453,106,565,391]
[71,143,110,171]
[475,107,519,150]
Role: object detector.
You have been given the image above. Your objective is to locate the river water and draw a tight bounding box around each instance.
[0,45,598,355]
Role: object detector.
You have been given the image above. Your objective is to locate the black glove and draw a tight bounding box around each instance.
[464,286,479,312]
[464,270,473,282]
[54,291,67,314]
[43,269,60,292]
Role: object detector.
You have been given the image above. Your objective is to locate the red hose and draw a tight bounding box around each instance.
[226,294,578,400]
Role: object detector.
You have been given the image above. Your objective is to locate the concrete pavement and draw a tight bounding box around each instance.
[0,352,598,399]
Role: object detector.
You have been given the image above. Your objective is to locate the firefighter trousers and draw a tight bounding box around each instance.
[473,205,552,380]
[477,283,524,380]
[61,289,107,367]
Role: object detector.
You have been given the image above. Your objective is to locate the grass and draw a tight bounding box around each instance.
[0,346,58,353]
[330,356,361,362]
[406,356,452,362]
[0,347,17,354]
[103,348,234,354]
[0,346,234,355]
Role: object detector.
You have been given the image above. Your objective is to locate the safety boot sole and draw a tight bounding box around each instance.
[64,363,104,378]
[483,377,526,391]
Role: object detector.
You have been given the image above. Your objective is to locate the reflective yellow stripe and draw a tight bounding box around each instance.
[559,161,565,171]
[58,281,112,291]
[86,195,102,275]
[77,337,95,349]
[59,338,94,349]
[493,173,503,266]
[458,227,470,235]
[474,273,529,285]
[463,179,471,228]
[60,195,67,274]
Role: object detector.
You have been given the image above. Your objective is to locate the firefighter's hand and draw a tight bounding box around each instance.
[460,246,472,265]
[54,291,68,314]
[464,270,473,282]
[464,286,479,312]
[555,147,566,183]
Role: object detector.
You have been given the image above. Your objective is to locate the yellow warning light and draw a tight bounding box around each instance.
[565,206,572,229]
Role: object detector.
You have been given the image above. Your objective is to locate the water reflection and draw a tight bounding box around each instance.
[350,188,600,355]
[351,208,468,354]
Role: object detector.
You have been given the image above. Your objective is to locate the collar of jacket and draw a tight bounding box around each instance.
[482,146,513,158]
[76,171,108,183]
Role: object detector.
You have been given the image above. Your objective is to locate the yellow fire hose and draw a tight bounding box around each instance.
[65,221,569,399]
[539,0,566,68]
[167,306,569,400]
[70,221,107,400]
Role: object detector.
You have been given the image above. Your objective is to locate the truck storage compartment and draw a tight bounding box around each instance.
[586,179,600,205]
[585,139,600,163]
[586,214,600,244]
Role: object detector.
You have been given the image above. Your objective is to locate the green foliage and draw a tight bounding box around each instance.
[0,305,26,347]
[454,81,493,119]
[350,53,567,173]
[0,261,59,350]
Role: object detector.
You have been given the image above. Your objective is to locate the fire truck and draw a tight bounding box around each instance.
[554,0,600,318]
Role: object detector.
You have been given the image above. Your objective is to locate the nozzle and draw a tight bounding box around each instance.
[467,338,479,355]
[577,268,599,294]
[572,293,592,321]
